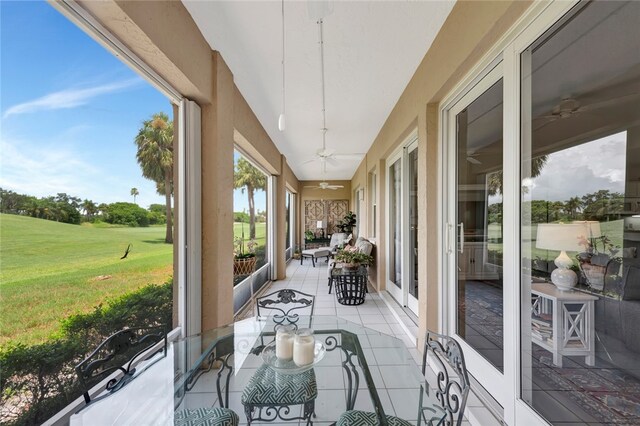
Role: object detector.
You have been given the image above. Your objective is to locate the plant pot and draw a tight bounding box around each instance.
[343,263,360,271]
[234,257,257,276]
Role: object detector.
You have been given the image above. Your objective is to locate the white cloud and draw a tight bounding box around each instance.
[0,133,166,208]
[2,78,142,118]
[0,136,99,197]
[526,132,627,202]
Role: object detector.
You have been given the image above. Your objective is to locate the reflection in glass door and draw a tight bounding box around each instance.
[388,157,403,303]
[407,146,419,313]
[446,63,505,404]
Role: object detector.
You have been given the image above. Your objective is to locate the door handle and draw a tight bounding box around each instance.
[458,222,464,254]
[446,223,453,254]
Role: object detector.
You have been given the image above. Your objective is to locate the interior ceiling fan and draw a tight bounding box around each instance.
[534,90,639,131]
[466,151,481,165]
[302,18,364,173]
[303,181,344,190]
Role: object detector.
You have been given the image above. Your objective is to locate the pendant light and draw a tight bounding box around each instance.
[278,0,286,131]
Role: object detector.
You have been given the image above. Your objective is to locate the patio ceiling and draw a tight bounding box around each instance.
[182,0,454,181]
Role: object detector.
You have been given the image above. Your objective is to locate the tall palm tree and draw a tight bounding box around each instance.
[134,112,174,243]
[488,155,548,196]
[564,196,581,220]
[233,157,266,239]
[130,188,139,204]
[82,199,97,221]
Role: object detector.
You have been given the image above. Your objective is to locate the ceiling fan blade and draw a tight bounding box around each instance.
[333,154,364,160]
[579,92,640,112]
[325,157,340,167]
[466,157,482,165]
[532,115,558,131]
[302,158,317,165]
[328,187,339,190]
[303,186,320,189]
[328,185,344,189]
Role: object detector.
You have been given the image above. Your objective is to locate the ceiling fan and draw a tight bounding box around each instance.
[534,91,639,130]
[302,18,364,173]
[466,151,482,165]
[304,181,344,190]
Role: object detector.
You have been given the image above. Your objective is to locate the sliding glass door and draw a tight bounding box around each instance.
[446,64,506,401]
[386,138,419,314]
[519,2,640,423]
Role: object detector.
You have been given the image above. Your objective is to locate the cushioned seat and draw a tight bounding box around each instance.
[337,410,412,426]
[301,248,332,267]
[318,232,349,254]
[175,407,239,426]
[241,364,318,405]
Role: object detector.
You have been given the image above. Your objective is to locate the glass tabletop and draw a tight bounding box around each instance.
[173,316,446,425]
[330,265,368,277]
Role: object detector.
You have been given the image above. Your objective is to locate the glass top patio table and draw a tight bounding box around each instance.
[173,315,446,425]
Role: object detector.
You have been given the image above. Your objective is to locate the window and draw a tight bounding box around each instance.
[285,190,291,260]
[369,170,377,238]
[520,2,640,423]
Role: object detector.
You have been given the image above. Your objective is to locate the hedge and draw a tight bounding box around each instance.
[0,281,172,425]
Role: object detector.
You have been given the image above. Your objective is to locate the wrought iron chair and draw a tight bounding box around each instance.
[174,333,240,426]
[335,329,411,426]
[337,411,412,426]
[242,289,317,425]
[418,330,470,426]
[255,288,315,327]
[75,326,167,405]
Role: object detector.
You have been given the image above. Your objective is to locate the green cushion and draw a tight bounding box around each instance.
[337,410,412,426]
[175,407,239,426]
[241,364,318,405]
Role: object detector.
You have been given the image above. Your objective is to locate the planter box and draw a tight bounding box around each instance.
[234,257,256,276]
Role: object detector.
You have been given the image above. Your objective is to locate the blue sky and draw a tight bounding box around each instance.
[1,1,171,209]
[0,1,264,213]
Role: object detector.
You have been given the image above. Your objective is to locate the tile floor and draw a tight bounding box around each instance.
[220,260,500,425]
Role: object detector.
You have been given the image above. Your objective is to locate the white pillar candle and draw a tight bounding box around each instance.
[293,329,315,366]
[275,325,295,360]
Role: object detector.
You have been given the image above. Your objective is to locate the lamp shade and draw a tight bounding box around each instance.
[316,220,324,229]
[536,223,587,252]
[572,220,601,238]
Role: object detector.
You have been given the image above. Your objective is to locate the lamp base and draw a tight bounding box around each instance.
[551,266,577,291]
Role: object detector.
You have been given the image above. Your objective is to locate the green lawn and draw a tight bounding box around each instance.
[233,221,266,246]
[0,214,173,346]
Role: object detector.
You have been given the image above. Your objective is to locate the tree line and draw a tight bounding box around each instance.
[0,188,168,227]
[488,189,625,224]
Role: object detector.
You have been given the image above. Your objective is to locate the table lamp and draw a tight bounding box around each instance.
[316,220,325,238]
[536,223,587,291]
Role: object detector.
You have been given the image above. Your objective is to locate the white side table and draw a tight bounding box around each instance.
[531,283,598,367]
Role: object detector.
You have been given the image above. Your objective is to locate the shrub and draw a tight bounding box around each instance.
[0,280,172,425]
[105,202,149,227]
[148,204,167,225]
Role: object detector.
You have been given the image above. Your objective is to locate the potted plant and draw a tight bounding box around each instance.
[336,211,357,234]
[334,249,374,270]
[576,233,620,291]
[304,230,315,241]
[234,235,257,276]
[292,245,301,260]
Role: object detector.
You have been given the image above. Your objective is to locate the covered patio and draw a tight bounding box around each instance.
[9,0,638,424]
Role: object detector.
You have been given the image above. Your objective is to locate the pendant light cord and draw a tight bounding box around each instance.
[281,0,285,115]
[318,19,327,152]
